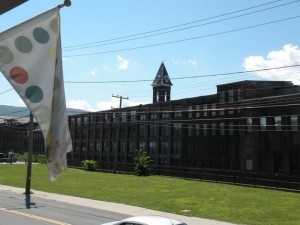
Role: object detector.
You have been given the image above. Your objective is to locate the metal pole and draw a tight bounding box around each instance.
[25,113,33,195]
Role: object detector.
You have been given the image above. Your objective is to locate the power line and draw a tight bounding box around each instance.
[63,0,300,52]
[64,64,300,84]
[63,15,300,57]
[62,0,287,50]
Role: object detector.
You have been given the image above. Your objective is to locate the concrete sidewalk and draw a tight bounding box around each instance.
[0,185,236,225]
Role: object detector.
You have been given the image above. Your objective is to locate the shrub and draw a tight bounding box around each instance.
[82,160,97,171]
[134,149,152,176]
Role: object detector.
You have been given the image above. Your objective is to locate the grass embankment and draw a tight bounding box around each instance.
[0,164,299,225]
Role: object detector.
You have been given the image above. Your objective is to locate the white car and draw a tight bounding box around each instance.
[102,216,187,225]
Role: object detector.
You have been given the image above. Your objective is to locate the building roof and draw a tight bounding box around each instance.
[0,0,28,15]
[151,62,173,87]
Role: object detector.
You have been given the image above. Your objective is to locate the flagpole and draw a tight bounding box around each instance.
[58,0,72,8]
[25,113,34,195]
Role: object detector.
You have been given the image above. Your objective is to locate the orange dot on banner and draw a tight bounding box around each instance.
[9,66,28,84]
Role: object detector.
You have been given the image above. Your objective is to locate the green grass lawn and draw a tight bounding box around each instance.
[1,164,300,225]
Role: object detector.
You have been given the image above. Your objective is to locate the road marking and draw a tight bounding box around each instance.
[0,208,72,225]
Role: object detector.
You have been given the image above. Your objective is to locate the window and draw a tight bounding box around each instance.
[156,91,159,102]
[139,141,145,150]
[275,116,281,131]
[203,104,208,117]
[140,114,147,120]
[161,112,169,119]
[229,122,234,135]
[139,125,146,137]
[172,141,181,154]
[291,115,298,131]
[247,118,252,132]
[246,159,253,171]
[77,117,82,126]
[130,111,136,121]
[236,89,241,101]
[260,117,267,131]
[161,124,168,136]
[211,104,216,116]
[84,116,89,125]
[129,142,136,152]
[121,112,127,122]
[149,125,157,137]
[160,141,168,153]
[220,91,225,104]
[174,111,182,118]
[220,123,225,135]
[195,105,200,117]
[96,142,101,152]
[173,123,181,136]
[149,141,156,153]
[202,124,207,136]
[112,142,117,153]
[228,90,234,103]
[120,142,126,153]
[150,113,157,120]
[188,106,193,118]
[188,125,193,137]
[195,124,200,136]
[211,123,216,136]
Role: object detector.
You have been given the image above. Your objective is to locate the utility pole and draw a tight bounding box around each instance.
[25,113,33,195]
[112,94,129,174]
[112,94,129,109]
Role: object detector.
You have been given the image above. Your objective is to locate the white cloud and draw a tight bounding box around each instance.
[172,58,198,67]
[67,100,97,112]
[117,55,129,70]
[89,68,99,77]
[243,44,300,84]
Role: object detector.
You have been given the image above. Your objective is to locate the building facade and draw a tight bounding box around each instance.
[2,63,300,176]
[66,63,300,176]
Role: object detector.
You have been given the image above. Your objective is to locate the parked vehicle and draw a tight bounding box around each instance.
[102,216,187,225]
[0,153,8,163]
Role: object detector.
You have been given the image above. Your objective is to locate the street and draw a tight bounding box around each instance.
[0,191,127,225]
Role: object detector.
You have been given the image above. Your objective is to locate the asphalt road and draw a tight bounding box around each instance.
[0,191,128,225]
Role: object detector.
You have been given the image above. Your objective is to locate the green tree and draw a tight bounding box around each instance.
[134,149,152,176]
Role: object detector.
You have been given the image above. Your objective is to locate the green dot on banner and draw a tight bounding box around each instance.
[15,36,33,53]
[25,85,44,103]
[49,18,59,34]
[47,47,56,62]
[0,46,14,64]
[33,27,50,44]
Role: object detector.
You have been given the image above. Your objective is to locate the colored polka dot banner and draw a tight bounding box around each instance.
[0,7,72,181]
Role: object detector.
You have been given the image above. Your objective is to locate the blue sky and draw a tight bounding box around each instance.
[1,0,300,112]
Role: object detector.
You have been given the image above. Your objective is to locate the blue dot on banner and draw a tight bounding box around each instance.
[25,85,44,103]
[33,27,50,44]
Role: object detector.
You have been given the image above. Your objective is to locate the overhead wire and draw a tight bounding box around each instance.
[63,0,289,50]
[63,15,300,57]
[63,0,300,52]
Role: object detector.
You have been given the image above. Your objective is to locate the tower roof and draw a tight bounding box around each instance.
[151,62,173,87]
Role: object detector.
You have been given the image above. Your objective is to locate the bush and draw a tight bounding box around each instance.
[82,160,97,171]
[37,154,46,164]
[134,149,152,176]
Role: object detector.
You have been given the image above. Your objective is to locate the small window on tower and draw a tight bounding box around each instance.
[156,91,159,102]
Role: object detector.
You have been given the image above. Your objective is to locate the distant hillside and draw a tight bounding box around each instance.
[0,105,87,119]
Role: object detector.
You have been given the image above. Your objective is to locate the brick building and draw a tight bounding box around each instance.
[67,62,300,176]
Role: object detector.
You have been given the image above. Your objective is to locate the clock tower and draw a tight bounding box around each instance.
[151,62,173,103]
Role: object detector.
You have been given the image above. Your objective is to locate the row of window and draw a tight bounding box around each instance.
[75,141,182,154]
[246,116,298,132]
